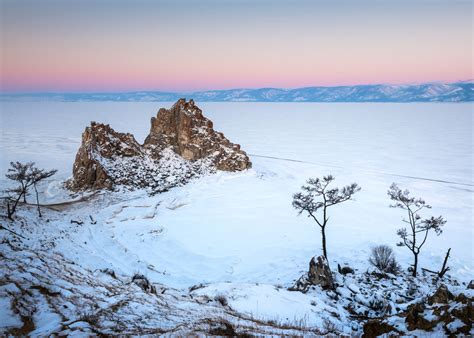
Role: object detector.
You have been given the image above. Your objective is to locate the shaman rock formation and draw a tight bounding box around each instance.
[69,99,251,192]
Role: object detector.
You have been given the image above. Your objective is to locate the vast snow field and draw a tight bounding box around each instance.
[0,102,474,334]
[1,101,472,285]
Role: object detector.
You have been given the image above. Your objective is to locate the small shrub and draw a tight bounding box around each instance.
[79,311,99,325]
[322,318,338,334]
[368,245,401,274]
[207,318,236,336]
[214,294,228,307]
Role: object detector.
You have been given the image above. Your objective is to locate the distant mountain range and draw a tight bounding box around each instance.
[2,81,472,102]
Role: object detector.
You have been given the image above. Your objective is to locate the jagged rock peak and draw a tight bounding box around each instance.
[83,122,142,158]
[69,122,143,190]
[144,98,251,171]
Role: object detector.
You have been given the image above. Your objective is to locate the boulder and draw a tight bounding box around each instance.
[308,256,334,290]
[405,303,436,331]
[144,98,251,171]
[131,274,156,294]
[288,256,335,292]
[451,302,473,328]
[362,320,396,337]
[288,274,311,293]
[428,284,454,305]
[338,263,354,275]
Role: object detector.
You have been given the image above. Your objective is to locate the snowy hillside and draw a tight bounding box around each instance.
[0,102,473,335]
[1,81,472,102]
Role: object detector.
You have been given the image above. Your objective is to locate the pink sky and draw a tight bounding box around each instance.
[1,1,472,92]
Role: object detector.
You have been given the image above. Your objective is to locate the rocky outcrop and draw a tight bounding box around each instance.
[68,99,251,192]
[402,284,473,334]
[362,320,397,337]
[308,256,335,290]
[69,122,143,190]
[144,99,251,171]
[289,255,335,292]
[428,284,454,305]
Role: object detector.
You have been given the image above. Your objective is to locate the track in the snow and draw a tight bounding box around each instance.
[249,154,474,188]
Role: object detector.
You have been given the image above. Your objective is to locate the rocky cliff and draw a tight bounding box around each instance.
[144,98,249,171]
[68,99,251,192]
[70,122,143,190]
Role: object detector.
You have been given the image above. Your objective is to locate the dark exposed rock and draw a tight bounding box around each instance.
[403,284,473,334]
[428,284,454,305]
[68,99,251,191]
[338,263,354,275]
[405,302,436,331]
[131,274,156,294]
[362,320,397,337]
[455,293,469,304]
[308,256,335,290]
[288,274,312,293]
[468,280,474,289]
[289,256,334,292]
[450,302,473,331]
[69,122,142,190]
[144,98,251,171]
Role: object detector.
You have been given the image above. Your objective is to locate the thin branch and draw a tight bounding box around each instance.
[417,229,429,251]
[0,224,25,239]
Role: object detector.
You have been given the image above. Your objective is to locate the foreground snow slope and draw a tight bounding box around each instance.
[2,204,472,335]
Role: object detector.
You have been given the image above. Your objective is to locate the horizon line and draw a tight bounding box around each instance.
[1,79,473,95]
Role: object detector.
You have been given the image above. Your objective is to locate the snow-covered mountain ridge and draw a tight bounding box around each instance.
[2,82,472,102]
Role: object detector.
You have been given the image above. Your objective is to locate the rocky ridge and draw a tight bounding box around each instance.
[288,256,473,336]
[68,99,251,192]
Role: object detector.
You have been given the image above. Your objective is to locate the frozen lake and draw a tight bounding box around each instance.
[1,102,472,183]
[0,101,473,284]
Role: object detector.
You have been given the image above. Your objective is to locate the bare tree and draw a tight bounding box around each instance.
[4,186,24,220]
[5,161,34,203]
[292,175,360,260]
[4,161,57,219]
[388,183,446,277]
[4,162,35,219]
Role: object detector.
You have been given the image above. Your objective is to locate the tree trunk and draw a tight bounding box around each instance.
[34,184,42,217]
[321,204,328,260]
[7,201,13,220]
[321,226,328,260]
[22,183,27,203]
[412,254,418,277]
[438,248,451,277]
[8,190,26,220]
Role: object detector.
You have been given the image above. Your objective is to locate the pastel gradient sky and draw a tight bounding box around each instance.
[1,0,472,92]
